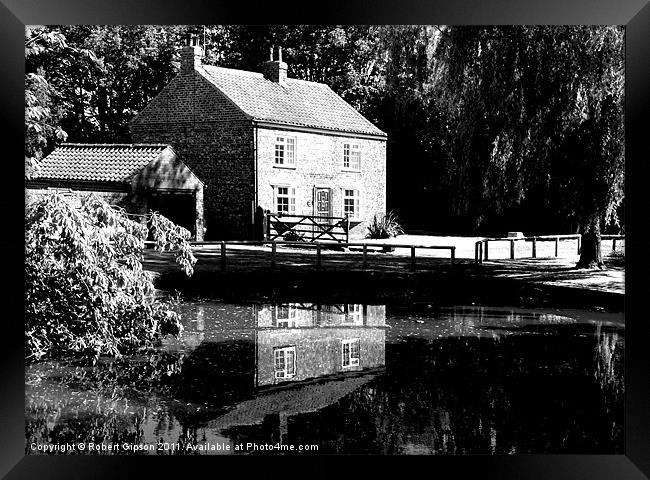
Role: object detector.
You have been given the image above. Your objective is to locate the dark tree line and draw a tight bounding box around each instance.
[26,25,624,267]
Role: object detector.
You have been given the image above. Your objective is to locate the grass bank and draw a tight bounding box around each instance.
[153,268,623,312]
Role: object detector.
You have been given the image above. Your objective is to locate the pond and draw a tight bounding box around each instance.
[25,300,624,455]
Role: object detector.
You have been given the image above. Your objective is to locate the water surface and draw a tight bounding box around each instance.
[26,301,624,454]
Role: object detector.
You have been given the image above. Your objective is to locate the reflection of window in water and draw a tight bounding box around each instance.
[275,304,297,328]
[342,338,361,367]
[274,346,297,379]
[320,304,344,314]
[345,304,364,324]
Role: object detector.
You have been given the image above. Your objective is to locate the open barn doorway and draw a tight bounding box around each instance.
[148,190,197,239]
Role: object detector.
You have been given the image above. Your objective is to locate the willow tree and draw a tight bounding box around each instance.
[433,26,624,268]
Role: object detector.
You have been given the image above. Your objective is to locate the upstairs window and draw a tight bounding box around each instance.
[274,346,296,379]
[343,189,360,219]
[343,143,361,171]
[345,304,364,324]
[342,338,361,368]
[275,304,297,328]
[275,136,296,167]
[275,186,296,215]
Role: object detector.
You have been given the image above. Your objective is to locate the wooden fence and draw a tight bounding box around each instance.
[474,234,625,264]
[184,240,456,272]
[266,212,350,243]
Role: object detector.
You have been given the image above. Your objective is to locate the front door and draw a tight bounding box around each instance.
[314,188,331,240]
[315,188,331,219]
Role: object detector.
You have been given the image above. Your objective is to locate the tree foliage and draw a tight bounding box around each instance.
[25,193,196,362]
[25,27,71,175]
[25,25,184,170]
[431,26,624,266]
[432,26,624,231]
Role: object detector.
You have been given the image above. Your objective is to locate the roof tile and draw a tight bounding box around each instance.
[33,144,171,183]
[198,65,386,137]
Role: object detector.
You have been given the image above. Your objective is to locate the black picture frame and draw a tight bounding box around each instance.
[3,1,649,477]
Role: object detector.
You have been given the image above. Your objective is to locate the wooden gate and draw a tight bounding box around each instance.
[266,212,350,243]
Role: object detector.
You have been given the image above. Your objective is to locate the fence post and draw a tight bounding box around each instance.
[316,243,322,269]
[612,238,617,252]
[220,241,226,271]
[451,247,455,267]
[410,246,416,272]
[484,240,489,261]
[345,215,350,244]
[479,241,483,264]
[510,240,515,259]
[577,236,581,255]
[475,242,479,264]
[532,237,537,258]
[362,244,368,269]
[271,241,277,269]
[555,237,559,257]
[266,210,271,240]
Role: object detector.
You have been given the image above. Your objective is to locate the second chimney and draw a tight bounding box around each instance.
[181,34,203,74]
[263,46,287,85]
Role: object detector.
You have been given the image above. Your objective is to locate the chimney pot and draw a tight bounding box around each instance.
[263,46,287,85]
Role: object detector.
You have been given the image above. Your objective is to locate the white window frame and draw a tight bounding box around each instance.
[342,188,360,219]
[341,338,361,368]
[274,346,297,379]
[275,304,297,328]
[345,304,364,324]
[274,135,297,168]
[274,185,296,215]
[342,142,361,171]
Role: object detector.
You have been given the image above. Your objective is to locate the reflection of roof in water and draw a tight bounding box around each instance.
[207,369,382,431]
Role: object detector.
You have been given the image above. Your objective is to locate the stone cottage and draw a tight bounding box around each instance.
[129,40,387,240]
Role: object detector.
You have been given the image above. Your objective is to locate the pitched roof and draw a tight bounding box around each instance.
[207,371,381,431]
[197,65,387,138]
[32,144,172,183]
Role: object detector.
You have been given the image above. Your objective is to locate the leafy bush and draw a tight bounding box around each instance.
[25,193,197,362]
[283,229,305,242]
[365,211,405,239]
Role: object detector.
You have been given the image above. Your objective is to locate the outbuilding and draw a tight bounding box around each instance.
[25,143,205,240]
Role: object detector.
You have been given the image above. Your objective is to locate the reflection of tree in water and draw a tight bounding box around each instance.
[593,323,624,443]
[169,339,256,405]
[26,407,149,454]
[26,340,259,454]
[25,352,187,454]
[594,323,623,394]
[286,330,623,454]
[346,341,484,455]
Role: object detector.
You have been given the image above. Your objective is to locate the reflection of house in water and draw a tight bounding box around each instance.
[168,302,386,443]
[255,303,386,386]
[167,302,386,407]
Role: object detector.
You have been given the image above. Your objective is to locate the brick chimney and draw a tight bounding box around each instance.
[263,46,287,85]
[181,34,203,74]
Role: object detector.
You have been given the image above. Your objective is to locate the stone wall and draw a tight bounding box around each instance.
[256,127,387,239]
[130,70,254,240]
[256,326,385,386]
